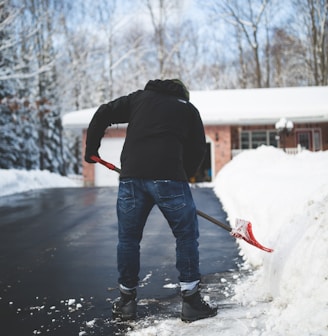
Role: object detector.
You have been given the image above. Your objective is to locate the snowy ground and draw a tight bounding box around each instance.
[1,146,327,336]
[0,169,79,197]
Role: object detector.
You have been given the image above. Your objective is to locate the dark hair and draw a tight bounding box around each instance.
[171,79,190,100]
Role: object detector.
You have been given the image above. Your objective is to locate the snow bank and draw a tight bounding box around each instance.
[214,146,328,335]
[0,169,78,197]
[129,146,328,336]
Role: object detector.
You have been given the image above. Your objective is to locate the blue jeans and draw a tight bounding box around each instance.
[116,178,200,289]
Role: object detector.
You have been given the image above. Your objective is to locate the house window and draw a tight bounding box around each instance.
[313,130,321,151]
[241,130,277,149]
[296,129,322,151]
[297,131,311,149]
[241,132,250,149]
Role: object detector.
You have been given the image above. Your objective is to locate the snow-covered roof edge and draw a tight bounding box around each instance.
[62,86,328,128]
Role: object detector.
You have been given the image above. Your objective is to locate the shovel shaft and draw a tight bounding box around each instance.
[196,209,232,232]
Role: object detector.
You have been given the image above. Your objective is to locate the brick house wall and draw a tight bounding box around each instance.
[204,125,231,176]
[321,123,328,149]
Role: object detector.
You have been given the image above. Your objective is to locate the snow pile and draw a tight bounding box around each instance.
[128,146,328,336]
[0,169,78,197]
[214,146,328,335]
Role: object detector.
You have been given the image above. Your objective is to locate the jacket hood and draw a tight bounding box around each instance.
[144,79,190,101]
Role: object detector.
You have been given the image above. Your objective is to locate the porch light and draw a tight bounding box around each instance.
[275,118,294,135]
[275,118,294,151]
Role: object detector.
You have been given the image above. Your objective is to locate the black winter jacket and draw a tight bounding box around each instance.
[85,79,206,181]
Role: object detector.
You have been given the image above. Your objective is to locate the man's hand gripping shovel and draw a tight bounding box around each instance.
[91,156,274,253]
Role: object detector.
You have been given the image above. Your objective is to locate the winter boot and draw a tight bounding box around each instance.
[181,284,217,322]
[112,287,137,321]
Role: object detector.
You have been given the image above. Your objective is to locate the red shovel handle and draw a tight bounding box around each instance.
[90,155,121,174]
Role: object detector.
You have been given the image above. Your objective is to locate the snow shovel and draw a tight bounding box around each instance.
[91,156,274,253]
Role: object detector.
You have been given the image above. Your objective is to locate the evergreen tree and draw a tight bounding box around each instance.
[63,130,81,175]
[0,1,16,98]
[37,100,66,175]
[0,102,19,168]
[19,100,40,170]
[0,98,39,169]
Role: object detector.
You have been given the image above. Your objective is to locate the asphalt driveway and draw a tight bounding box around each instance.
[0,186,240,335]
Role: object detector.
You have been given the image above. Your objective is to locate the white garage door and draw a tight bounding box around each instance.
[95,138,125,186]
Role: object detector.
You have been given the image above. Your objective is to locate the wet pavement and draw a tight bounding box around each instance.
[0,186,241,335]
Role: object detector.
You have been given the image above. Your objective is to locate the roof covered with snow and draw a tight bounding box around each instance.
[62,86,328,128]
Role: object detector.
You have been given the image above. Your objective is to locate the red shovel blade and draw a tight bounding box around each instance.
[231,219,274,253]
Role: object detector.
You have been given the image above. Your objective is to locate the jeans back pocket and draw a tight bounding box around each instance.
[154,180,186,211]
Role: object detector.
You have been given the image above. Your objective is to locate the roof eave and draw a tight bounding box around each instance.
[203,115,328,126]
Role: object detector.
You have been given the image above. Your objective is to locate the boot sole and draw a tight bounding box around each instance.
[180,310,217,323]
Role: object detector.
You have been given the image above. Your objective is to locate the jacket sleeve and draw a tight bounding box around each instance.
[84,93,136,162]
[183,104,206,178]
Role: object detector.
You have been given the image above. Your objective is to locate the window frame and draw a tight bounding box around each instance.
[240,129,277,149]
